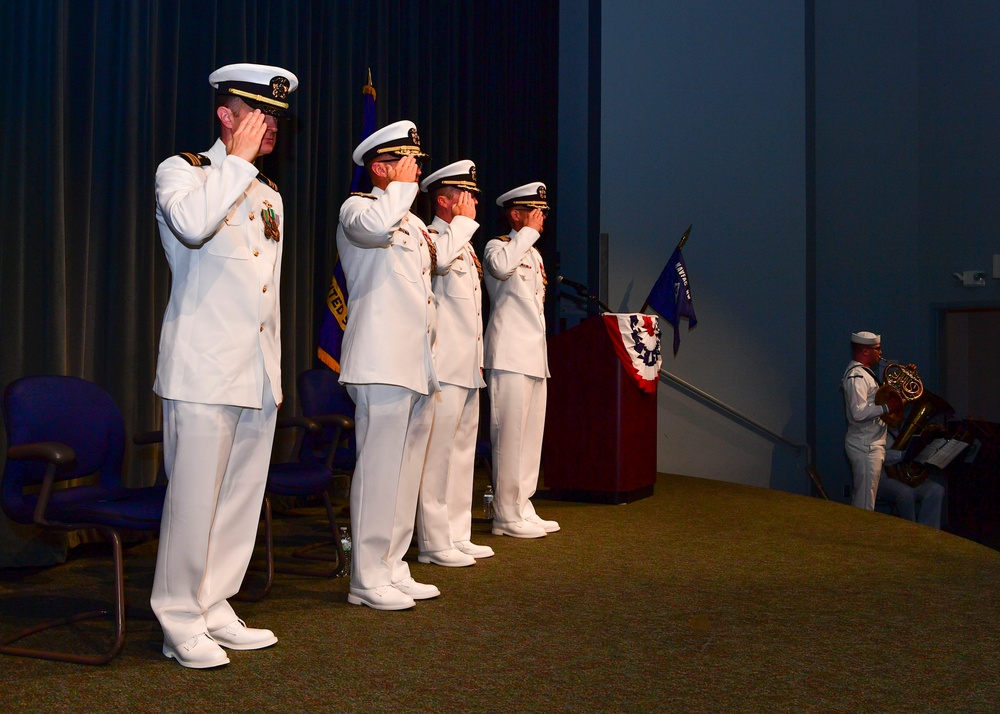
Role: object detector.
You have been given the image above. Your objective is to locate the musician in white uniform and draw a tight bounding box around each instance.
[877,466,945,529]
[841,331,902,511]
[483,183,559,539]
[151,63,297,668]
[415,160,494,566]
[337,120,457,610]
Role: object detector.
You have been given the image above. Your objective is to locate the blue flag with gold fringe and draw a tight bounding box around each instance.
[317,72,376,372]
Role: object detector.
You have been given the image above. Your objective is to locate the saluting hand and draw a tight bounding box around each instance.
[451,190,477,220]
[227,109,268,162]
[387,155,420,184]
[524,208,546,233]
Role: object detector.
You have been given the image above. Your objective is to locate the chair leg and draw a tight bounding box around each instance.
[236,497,275,603]
[0,527,126,665]
[288,490,347,577]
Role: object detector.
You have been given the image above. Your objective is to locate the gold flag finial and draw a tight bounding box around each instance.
[677,225,692,250]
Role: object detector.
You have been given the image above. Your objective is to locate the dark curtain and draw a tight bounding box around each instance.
[0,0,558,565]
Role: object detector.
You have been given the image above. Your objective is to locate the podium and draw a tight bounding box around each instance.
[542,315,658,503]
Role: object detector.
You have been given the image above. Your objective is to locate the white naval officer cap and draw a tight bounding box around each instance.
[851,331,881,345]
[352,119,430,166]
[209,63,298,118]
[496,182,549,210]
[419,160,480,194]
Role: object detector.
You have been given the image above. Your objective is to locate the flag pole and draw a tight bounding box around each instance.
[677,224,692,250]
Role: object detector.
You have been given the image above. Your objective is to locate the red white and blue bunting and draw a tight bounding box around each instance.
[602,313,662,393]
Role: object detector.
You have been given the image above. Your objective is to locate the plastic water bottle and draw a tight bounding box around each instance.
[483,483,494,520]
[339,526,352,578]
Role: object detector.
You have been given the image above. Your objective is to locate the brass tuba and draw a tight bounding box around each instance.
[881,361,954,487]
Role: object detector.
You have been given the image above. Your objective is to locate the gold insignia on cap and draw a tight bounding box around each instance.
[538,186,547,200]
[409,127,421,146]
[470,166,477,182]
[270,76,290,100]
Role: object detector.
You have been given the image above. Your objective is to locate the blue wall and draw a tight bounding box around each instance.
[560,0,809,491]
[814,1,1000,500]
[559,0,1000,498]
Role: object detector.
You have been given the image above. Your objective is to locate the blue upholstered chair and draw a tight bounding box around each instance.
[296,368,356,493]
[1,375,165,664]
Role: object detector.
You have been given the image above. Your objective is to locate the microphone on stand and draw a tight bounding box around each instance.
[556,275,590,295]
[556,276,611,313]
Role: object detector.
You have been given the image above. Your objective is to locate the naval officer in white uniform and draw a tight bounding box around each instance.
[151,63,297,668]
[483,182,560,539]
[415,160,495,566]
[337,121,460,609]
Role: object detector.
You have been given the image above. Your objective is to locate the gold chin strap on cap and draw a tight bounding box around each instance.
[227,87,289,110]
[512,201,549,209]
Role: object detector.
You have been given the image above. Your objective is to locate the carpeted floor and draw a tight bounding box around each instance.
[1,473,998,713]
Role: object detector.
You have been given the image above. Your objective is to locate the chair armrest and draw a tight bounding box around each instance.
[308,414,355,431]
[7,441,77,466]
[132,430,164,446]
[6,441,77,526]
[276,416,321,433]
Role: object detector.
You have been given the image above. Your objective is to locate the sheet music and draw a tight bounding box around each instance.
[913,438,969,468]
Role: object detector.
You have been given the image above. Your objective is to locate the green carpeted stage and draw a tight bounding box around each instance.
[1,473,998,713]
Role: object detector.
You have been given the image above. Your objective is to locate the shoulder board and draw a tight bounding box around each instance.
[496,235,511,242]
[257,173,279,192]
[427,228,440,234]
[176,152,211,167]
[350,192,377,200]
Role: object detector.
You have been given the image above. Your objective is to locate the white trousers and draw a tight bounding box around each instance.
[347,383,434,589]
[487,370,546,524]
[151,385,277,646]
[416,384,479,553]
[877,474,945,529]
[846,438,885,511]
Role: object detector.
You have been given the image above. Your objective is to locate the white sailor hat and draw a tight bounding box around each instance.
[352,119,430,166]
[851,331,881,345]
[419,160,480,194]
[496,182,549,210]
[209,63,298,117]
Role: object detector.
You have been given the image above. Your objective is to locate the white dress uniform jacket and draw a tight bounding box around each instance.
[429,215,486,389]
[337,183,443,395]
[154,139,282,408]
[483,228,550,378]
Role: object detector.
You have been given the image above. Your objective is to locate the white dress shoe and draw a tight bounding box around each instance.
[492,520,547,538]
[453,540,495,558]
[348,585,415,611]
[162,633,230,669]
[208,619,277,650]
[392,577,440,600]
[417,548,476,567]
[526,513,560,533]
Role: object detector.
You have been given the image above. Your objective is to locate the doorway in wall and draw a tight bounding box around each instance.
[938,305,1000,550]
[940,306,1000,423]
